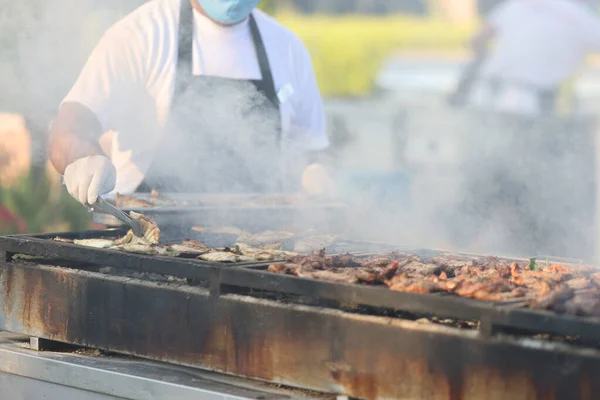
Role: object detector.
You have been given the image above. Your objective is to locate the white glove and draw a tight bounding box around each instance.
[63,155,117,205]
[301,163,335,198]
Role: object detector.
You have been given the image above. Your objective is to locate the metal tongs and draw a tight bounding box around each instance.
[91,197,144,238]
[59,176,144,237]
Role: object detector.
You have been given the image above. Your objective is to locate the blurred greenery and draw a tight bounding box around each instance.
[0,167,91,235]
[274,13,475,96]
[257,0,277,14]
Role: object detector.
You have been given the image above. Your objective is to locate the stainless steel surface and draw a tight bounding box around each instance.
[0,373,123,400]
[91,198,144,237]
[0,333,307,400]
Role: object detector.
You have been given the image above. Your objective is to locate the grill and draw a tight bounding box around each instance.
[1,229,600,399]
[91,193,349,234]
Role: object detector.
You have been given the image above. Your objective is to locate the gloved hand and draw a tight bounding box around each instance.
[63,155,117,205]
[301,163,335,198]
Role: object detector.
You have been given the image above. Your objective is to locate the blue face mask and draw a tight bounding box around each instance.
[197,0,261,25]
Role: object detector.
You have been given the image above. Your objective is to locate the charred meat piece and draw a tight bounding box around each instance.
[73,239,116,249]
[399,260,440,276]
[112,211,160,245]
[234,242,296,261]
[198,252,254,263]
[296,269,359,284]
[562,291,600,316]
[453,278,515,301]
[566,277,592,291]
[115,193,152,208]
[532,287,575,312]
[386,274,442,294]
[53,237,74,243]
[171,239,211,255]
[268,263,296,274]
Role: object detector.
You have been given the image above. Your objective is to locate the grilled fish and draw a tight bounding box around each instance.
[114,211,161,246]
[235,243,296,261]
[171,239,211,255]
[113,243,180,257]
[131,211,160,244]
[115,243,157,255]
[73,239,116,249]
[115,193,152,208]
[53,237,74,243]
[198,252,255,263]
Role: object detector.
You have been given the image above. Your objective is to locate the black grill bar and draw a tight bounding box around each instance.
[220,267,491,320]
[0,235,219,281]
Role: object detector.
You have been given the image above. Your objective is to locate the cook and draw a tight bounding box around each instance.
[48,0,334,205]
[467,0,600,116]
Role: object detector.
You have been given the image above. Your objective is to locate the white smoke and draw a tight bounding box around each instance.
[333,96,599,263]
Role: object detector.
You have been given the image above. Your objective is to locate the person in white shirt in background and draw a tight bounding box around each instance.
[468,0,600,116]
[48,0,334,205]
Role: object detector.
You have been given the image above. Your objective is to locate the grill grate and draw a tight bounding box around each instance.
[1,230,600,342]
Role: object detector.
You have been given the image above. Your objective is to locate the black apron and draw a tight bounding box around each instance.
[138,1,281,193]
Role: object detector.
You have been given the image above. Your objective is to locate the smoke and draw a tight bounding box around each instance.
[333,99,599,263]
[2,1,597,264]
[0,1,145,159]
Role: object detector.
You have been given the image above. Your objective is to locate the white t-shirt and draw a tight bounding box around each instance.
[63,0,327,193]
[470,0,600,115]
[482,0,600,87]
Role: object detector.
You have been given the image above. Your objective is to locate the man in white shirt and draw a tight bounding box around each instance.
[49,0,333,205]
[468,0,600,115]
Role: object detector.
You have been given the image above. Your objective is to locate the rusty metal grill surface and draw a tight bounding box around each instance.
[2,231,600,343]
[2,260,600,400]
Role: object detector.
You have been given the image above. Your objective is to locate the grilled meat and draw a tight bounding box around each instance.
[115,193,152,208]
[73,239,116,249]
[198,251,255,263]
[170,239,211,255]
[267,251,599,316]
[562,290,600,316]
[131,211,161,244]
[113,211,160,247]
[296,269,360,284]
[53,237,74,243]
[268,252,405,285]
[235,242,296,261]
[65,213,180,257]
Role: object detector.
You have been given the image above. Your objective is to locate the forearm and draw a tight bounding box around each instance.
[48,102,105,174]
